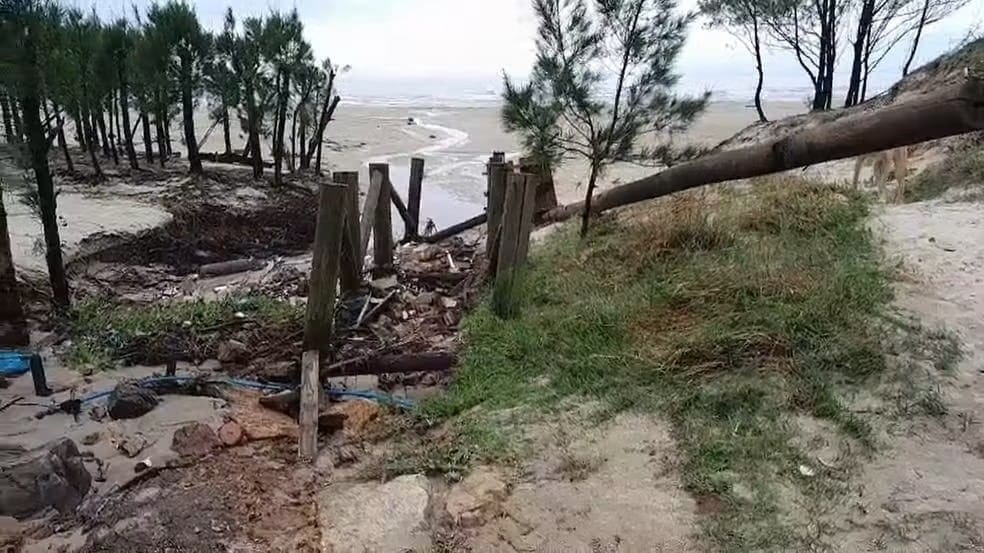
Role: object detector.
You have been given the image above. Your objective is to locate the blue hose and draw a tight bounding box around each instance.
[76,375,416,410]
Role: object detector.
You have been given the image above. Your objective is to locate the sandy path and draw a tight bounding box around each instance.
[829,201,984,551]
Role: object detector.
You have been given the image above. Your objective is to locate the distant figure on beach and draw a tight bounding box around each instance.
[423,218,437,237]
[407,117,416,126]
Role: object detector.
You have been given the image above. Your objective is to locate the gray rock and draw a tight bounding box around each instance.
[171,422,220,458]
[217,340,250,363]
[445,466,509,527]
[107,382,159,420]
[318,474,431,553]
[0,438,92,518]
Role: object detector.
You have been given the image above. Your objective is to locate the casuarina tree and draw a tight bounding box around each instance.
[699,0,770,121]
[503,0,708,237]
[147,0,209,175]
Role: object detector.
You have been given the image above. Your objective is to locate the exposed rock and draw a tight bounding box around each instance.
[81,432,100,446]
[217,339,250,363]
[413,291,437,307]
[329,400,384,440]
[0,516,22,551]
[0,439,92,518]
[217,420,244,446]
[445,466,509,528]
[318,474,431,552]
[171,422,220,458]
[369,275,399,292]
[117,434,148,458]
[107,382,159,420]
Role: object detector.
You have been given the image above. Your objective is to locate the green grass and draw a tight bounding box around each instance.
[904,142,984,202]
[66,295,302,373]
[419,178,959,551]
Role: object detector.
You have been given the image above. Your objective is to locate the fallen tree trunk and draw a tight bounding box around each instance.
[200,152,273,169]
[199,258,266,278]
[544,78,984,222]
[322,351,456,377]
[421,213,487,244]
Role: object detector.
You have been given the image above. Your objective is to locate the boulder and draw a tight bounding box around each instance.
[107,382,158,420]
[0,439,92,518]
[445,466,509,528]
[217,339,250,363]
[318,474,431,552]
[171,422,220,458]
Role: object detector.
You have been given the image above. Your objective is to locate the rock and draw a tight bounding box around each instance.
[445,466,509,528]
[0,516,22,551]
[81,432,100,446]
[217,420,244,446]
[217,340,250,363]
[330,400,384,440]
[413,291,437,307]
[318,474,431,552]
[117,434,148,458]
[0,438,92,518]
[171,423,220,458]
[107,382,159,420]
[369,275,399,292]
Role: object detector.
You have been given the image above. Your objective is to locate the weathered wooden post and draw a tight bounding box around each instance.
[369,163,394,275]
[299,182,348,461]
[485,160,508,269]
[491,172,528,318]
[408,157,425,238]
[359,170,384,260]
[515,173,539,266]
[333,171,362,294]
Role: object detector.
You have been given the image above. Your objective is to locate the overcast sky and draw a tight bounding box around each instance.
[87,0,983,101]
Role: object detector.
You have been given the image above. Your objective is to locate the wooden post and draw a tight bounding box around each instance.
[496,173,526,279]
[300,182,347,461]
[359,170,384,260]
[333,171,362,294]
[491,151,505,163]
[408,157,425,238]
[486,161,508,260]
[515,174,539,266]
[370,163,394,275]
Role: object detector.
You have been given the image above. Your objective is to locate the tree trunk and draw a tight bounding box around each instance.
[545,78,984,224]
[10,98,23,142]
[751,12,767,123]
[112,93,123,155]
[0,90,14,143]
[245,83,263,179]
[274,72,290,186]
[140,111,153,163]
[51,101,74,173]
[19,29,70,310]
[299,118,308,169]
[0,189,28,347]
[314,96,340,176]
[119,79,138,169]
[72,110,86,151]
[221,106,232,155]
[106,100,120,166]
[306,69,338,168]
[580,163,600,238]
[155,109,167,168]
[180,58,202,175]
[845,0,874,107]
[95,109,110,158]
[290,109,297,173]
[81,108,105,180]
[902,0,930,77]
[163,111,173,156]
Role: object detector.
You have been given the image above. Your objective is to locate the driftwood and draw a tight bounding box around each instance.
[403,270,468,286]
[200,152,273,169]
[421,213,487,243]
[198,258,265,278]
[322,352,457,377]
[544,77,984,222]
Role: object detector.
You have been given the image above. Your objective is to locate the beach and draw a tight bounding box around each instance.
[197,99,805,227]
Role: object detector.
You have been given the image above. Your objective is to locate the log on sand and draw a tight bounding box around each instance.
[322,352,456,377]
[544,78,984,222]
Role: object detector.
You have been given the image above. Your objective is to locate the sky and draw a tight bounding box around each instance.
[86,0,984,103]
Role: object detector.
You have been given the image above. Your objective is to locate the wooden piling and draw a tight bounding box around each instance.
[369,163,394,274]
[496,172,526,278]
[359,170,384,260]
[515,174,539,266]
[408,157,425,238]
[300,182,348,461]
[333,171,362,294]
[486,160,508,260]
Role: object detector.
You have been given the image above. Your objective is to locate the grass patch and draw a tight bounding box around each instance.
[904,141,984,202]
[424,177,958,551]
[66,295,302,373]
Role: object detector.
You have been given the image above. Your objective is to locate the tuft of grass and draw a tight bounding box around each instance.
[66,295,302,373]
[425,177,960,551]
[904,142,984,202]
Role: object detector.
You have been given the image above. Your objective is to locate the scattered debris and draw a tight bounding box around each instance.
[330,400,384,440]
[217,339,250,364]
[0,438,91,518]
